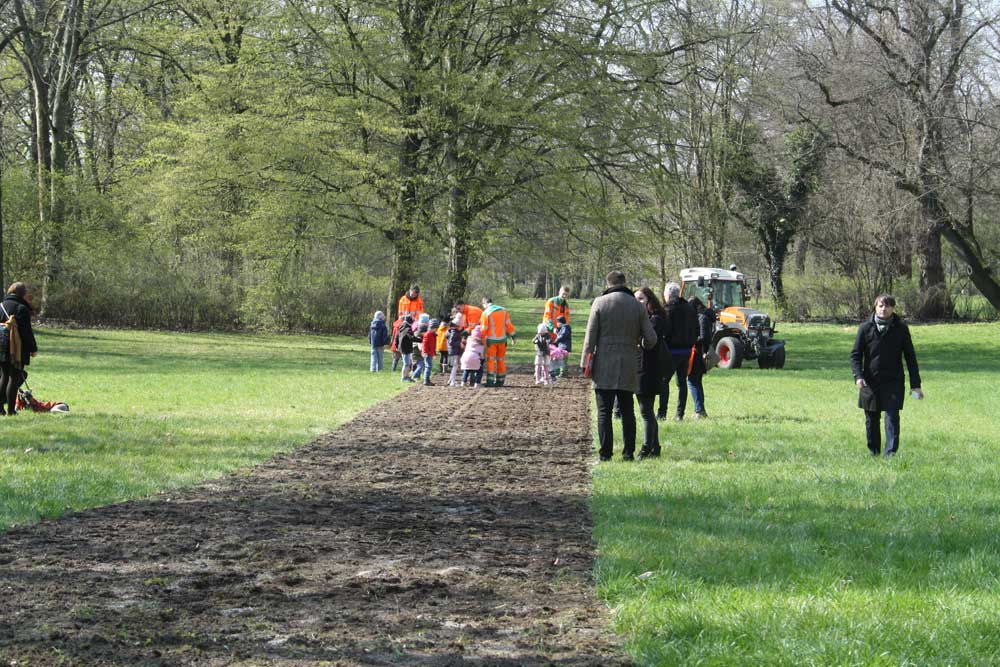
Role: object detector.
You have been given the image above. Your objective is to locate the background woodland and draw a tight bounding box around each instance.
[1,0,998,330]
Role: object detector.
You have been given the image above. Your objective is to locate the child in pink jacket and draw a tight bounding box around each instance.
[460,326,486,387]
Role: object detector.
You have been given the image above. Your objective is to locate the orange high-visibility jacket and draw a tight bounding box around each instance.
[543,297,570,329]
[480,305,515,345]
[397,294,425,320]
[459,304,483,330]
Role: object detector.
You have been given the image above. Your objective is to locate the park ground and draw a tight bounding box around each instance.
[2,299,1000,665]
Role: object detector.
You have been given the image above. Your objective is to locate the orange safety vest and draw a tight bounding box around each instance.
[398,294,425,320]
[459,304,483,331]
[480,305,515,344]
[543,297,570,329]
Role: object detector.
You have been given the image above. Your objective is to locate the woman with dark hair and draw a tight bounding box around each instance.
[687,295,715,419]
[0,282,39,415]
[634,286,670,459]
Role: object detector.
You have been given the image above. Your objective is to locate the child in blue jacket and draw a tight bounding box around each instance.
[552,316,572,378]
[369,311,390,371]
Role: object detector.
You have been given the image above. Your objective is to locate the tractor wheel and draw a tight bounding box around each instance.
[716,337,744,369]
[772,346,786,369]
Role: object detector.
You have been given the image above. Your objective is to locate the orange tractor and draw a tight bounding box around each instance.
[680,267,786,369]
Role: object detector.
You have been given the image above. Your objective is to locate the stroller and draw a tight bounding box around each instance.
[16,378,69,413]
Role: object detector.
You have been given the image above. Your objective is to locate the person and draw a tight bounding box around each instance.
[368,311,390,372]
[480,297,516,387]
[445,315,464,386]
[389,314,405,371]
[397,284,424,321]
[581,271,657,461]
[412,321,427,380]
[396,315,416,382]
[552,315,572,379]
[659,282,698,421]
[754,276,762,301]
[687,295,716,419]
[532,322,552,385]
[634,287,670,459]
[453,300,483,333]
[419,319,439,385]
[542,286,571,335]
[0,282,38,416]
[435,317,450,374]
[460,326,486,387]
[850,294,923,458]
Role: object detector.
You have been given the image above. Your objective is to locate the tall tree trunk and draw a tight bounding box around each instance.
[444,189,471,308]
[532,272,546,299]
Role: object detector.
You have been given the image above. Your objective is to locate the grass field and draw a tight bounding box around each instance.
[0,328,409,531]
[4,299,1000,665]
[592,321,1000,666]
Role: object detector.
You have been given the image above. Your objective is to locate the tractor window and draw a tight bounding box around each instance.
[711,281,745,308]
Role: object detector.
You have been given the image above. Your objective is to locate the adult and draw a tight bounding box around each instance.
[582,271,657,461]
[687,295,715,419]
[480,297,516,387]
[0,282,38,416]
[850,294,923,458]
[397,284,424,321]
[453,300,483,333]
[634,287,670,459]
[542,286,571,334]
[659,282,698,421]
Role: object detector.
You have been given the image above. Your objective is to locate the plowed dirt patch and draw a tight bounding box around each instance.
[0,372,628,666]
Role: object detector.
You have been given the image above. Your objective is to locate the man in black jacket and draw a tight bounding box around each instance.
[658,282,698,421]
[850,294,923,457]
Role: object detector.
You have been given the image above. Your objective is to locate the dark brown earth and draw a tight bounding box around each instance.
[0,371,629,666]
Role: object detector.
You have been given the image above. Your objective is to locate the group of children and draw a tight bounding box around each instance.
[531,316,572,385]
[369,308,573,387]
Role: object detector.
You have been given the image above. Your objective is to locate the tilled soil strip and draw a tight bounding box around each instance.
[0,372,629,666]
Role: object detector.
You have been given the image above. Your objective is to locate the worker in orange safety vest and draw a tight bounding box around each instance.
[479,297,516,387]
[397,284,425,321]
[542,285,571,337]
[453,300,483,332]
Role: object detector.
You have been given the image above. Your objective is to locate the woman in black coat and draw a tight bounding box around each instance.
[850,294,922,457]
[0,282,39,415]
[634,287,670,459]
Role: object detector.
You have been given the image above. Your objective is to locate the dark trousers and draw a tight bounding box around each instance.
[865,409,900,456]
[687,371,705,415]
[657,351,690,418]
[0,362,25,414]
[595,389,636,459]
[636,393,659,454]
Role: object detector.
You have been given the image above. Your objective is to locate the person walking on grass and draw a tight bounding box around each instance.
[850,294,923,458]
[0,282,38,416]
[369,311,390,372]
[582,271,657,462]
[687,295,715,419]
[659,282,697,421]
[634,287,670,459]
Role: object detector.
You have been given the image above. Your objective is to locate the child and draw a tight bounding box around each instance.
[420,319,439,385]
[460,326,486,387]
[397,315,416,382]
[436,317,450,374]
[553,315,572,378]
[532,322,552,385]
[389,315,405,371]
[369,311,390,372]
[412,322,427,379]
[446,314,464,386]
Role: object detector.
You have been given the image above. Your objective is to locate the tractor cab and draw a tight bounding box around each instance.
[679,267,786,369]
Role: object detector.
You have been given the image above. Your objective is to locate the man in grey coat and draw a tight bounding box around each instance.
[581,270,658,461]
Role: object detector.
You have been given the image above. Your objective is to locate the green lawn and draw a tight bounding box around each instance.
[6,300,1000,665]
[593,321,1000,666]
[0,328,409,531]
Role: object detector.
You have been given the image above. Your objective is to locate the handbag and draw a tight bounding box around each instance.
[704,346,720,371]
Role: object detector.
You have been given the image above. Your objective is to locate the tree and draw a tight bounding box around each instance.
[797,0,1000,317]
